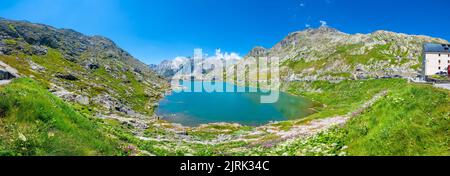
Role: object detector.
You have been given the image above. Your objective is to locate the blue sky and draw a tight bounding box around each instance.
[0,0,449,64]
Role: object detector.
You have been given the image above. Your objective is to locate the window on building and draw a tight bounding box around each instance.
[438,53,441,57]
[438,67,441,70]
[439,60,441,64]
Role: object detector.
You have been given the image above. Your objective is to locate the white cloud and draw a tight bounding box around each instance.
[305,24,311,28]
[207,49,241,61]
[320,20,328,27]
[170,49,242,65]
[300,3,305,7]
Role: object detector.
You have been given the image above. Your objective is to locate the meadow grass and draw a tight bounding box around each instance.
[0,77,447,156]
[0,78,123,156]
[342,84,449,155]
[248,79,449,156]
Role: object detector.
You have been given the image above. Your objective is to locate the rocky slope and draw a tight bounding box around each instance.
[240,26,449,82]
[0,18,168,116]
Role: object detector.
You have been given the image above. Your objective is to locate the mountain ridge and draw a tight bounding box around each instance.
[0,17,168,116]
[241,26,448,82]
[152,26,448,83]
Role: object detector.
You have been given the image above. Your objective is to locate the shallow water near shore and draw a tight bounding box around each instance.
[156,81,315,126]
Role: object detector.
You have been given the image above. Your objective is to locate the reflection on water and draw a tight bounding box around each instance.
[156,81,314,126]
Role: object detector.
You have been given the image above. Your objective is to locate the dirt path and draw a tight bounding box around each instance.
[252,90,389,146]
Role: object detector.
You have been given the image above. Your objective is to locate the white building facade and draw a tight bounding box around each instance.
[423,44,450,76]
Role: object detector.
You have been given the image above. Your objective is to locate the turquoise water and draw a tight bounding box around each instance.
[156,81,314,126]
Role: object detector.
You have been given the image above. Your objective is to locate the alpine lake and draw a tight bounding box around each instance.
[156,81,315,127]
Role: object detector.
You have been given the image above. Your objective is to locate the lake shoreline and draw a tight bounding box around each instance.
[155,80,321,128]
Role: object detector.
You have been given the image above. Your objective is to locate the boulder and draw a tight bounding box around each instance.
[30,45,48,55]
[0,61,19,79]
[133,67,142,74]
[28,60,45,72]
[55,73,78,81]
[0,70,15,80]
[114,106,136,116]
[93,94,116,110]
[87,63,100,70]
[75,95,90,105]
[50,85,90,105]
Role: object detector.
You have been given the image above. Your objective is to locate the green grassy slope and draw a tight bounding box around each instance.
[0,78,123,156]
[0,78,447,156]
[242,79,449,156]
[287,79,406,120]
[343,84,449,155]
[1,19,167,115]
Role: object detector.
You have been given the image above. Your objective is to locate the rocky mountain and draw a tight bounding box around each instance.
[150,26,448,84]
[151,50,241,79]
[247,46,268,58]
[151,57,192,78]
[0,18,168,116]
[232,26,449,83]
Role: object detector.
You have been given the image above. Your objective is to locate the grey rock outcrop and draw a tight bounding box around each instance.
[28,60,45,72]
[55,73,78,81]
[0,18,168,115]
[0,69,14,80]
[0,61,19,80]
